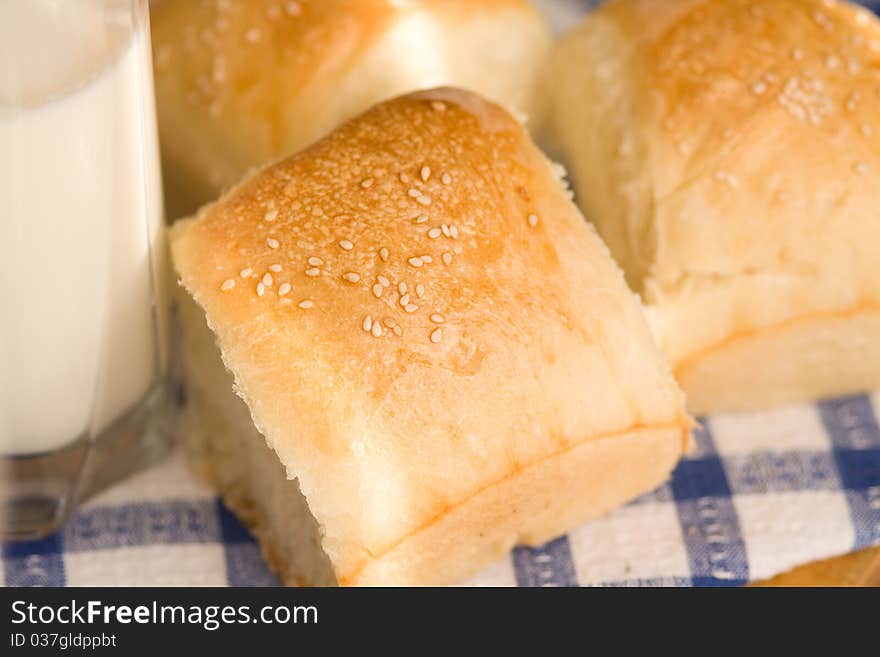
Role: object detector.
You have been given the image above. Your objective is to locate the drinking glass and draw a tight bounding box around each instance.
[0,0,171,540]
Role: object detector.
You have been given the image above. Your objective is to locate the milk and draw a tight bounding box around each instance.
[0,0,165,455]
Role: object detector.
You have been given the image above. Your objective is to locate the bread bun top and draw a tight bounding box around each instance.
[566,0,879,280]
[171,87,688,583]
[151,0,550,214]
[548,0,880,361]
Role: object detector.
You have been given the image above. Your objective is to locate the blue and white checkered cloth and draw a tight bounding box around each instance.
[4,392,879,586]
[3,0,880,587]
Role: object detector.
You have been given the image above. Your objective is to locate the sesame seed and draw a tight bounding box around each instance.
[362,315,372,332]
[399,293,411,307]
[416,284,424,298]
[449,225,458,239]
[269,264,282,273]
[305,268,320,277]
[442,252,453,266]
[715,171,739,187]
[862,124,873,137]
[431,101,447,112]
[307,256,323,266]
[257,283,266,296]
[361,178,374,188]
[420,255,433,264]
[298,299,313,309]
[221,279,235,291]
[372,284,383,298]
[405,304,418,313]
[430,328,443,344]
[285,1,301,16]
[279,298,292,306]
[792,48,804,61]
[371,321,383,338]
[378,275,390,287]
[267,237,280,249]
[441,224,451,237]
[751,81,767,96]
[240,268,253,278]
[428,227,442,239]
[408,188,421,198]
[413,214,429,224]
[853,162,868,174]
[245,28,261,43]
[528,214,539,228]
[430,313,445,324]
[408,257,424,268]
[339,239,354,250]
[441,172,452,185]
[846,91,860,111]
[382,317,403,336]
[420,166,431,181]
[278,283,291,296]
[398,282,407,295]
[812,10,831,30]
[262,273,273,286]
[379,247,389,262]
[399,172,410,184]
[343,272,360,283]
[825,55,840,69]
[264,210,278,222]
[416,195,431,206]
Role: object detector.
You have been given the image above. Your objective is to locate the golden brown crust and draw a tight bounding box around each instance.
[548,0,880,412]
[172,87,688,584]
[152,0,402,171]
[754,546,880,587]
[151,0,550,216]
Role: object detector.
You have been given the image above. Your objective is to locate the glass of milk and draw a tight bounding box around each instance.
[0,0,171,540]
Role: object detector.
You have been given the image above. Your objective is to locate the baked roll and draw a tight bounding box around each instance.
[151,0,551,218]
[171,88,690,586]
[545,0,880,413]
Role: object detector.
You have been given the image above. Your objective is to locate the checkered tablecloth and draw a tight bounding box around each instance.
[3,0,880,587]
[4,392,879,586]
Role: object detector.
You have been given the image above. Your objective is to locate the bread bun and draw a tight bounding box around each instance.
[171,87,690,585]
[151,0,551,218]
[545,0,880,413]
